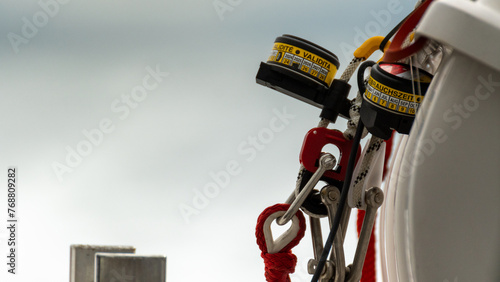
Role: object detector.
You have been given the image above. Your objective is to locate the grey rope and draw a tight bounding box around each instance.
[339,57,363,82]
[343,91,369,140]
[348,136,384,209]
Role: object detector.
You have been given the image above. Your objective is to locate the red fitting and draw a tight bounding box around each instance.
[300,127,361,182]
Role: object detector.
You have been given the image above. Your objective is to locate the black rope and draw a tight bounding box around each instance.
[379,0,429,52]
[311,61,375,281]
[357,61,376,94]
[311,119,364,281]
[378,10,413,52]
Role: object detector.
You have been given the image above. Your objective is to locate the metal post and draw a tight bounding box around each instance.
[95,253,167,282]
[346,187,383,282]
[321,185,346,282]
[70,245,135,282]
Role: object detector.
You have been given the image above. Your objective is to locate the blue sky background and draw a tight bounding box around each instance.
[0,1,415,281]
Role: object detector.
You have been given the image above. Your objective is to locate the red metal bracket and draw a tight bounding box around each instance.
[299,127,361,182]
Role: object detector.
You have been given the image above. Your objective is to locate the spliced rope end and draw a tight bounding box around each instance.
[256,204,306,282]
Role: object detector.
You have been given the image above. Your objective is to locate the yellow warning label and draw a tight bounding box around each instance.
[268,42,338,86]
[367,77,424,103]
[363,76,424,115]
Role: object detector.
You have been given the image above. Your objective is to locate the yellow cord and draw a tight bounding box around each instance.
[353,36,391,60]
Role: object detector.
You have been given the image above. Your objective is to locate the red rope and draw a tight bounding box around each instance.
[256,204,306,282]
[383,131,395,179]
[357,210,377,282]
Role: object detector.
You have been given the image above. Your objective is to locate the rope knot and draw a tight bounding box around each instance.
[256,204,306,282]
[261,252,297,282]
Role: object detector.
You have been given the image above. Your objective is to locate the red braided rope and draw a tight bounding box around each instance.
[383,132,395,179]
[357,210,377,282]
[256,204,306,282]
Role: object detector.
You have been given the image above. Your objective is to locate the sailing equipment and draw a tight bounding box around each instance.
[381,0,500,281]
[256,35,340,109]
[382,0,434,62]
[300,128,361,184]
[256,204,306,282]
[255,34,392,282]
[278,153,337,224]
[297,128,361,217]
[266,35,339,88]
[360,62,433,139]
[256,35,353,123]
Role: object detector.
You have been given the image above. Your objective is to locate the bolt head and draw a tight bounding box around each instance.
[319,153,336,170]
[328,190,338,202]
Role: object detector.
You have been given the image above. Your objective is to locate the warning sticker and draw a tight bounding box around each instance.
[388,96,399,104]
[311,64,321,77]
[364,77,424,115]
[409,102,419,115]
[301,60,312,74]
[399,101,409,114]
[368,77,424,102]
[267,42,338,86]
[292,55,304,69]
[379,94,388,107]
[318,68,328,81]
[269,50,278,62]
[283,53,294,66]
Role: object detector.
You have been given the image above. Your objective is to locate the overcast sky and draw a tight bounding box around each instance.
[0,1,415,281]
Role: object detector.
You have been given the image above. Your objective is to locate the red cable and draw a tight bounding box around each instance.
[383,132,395,179]
[357,210,377,282]
[382,0,434,62]
[256,204,306,282]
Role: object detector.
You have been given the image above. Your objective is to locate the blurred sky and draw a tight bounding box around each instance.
[0,1,415,281]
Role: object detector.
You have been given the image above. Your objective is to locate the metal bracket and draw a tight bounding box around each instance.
[346,187,384,282]
[321,185,346,282]
[304,185,349,282]
[278,153,336,226]
[307,216,335,281]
